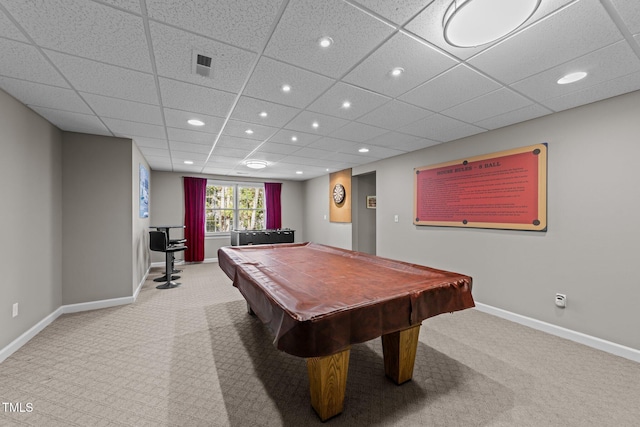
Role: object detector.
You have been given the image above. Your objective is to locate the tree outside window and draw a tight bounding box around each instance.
[206,182,264,233]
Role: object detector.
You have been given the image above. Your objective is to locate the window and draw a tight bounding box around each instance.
[205,182,265,233]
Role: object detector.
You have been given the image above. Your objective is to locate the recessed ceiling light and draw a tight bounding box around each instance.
[291,136,298,142]
[312,121,319,129]
[296,171,303,175]
[557,71,588,85]
[342,101,351,108]
[359,147,370,153]
[184,160,194,165]
[245,129,254,135]
[259,111,268,118]
[318,36,333,48]
[282,84,291,92]
[391,67,404,77]
[245,160,267,169]
[443,0,540,48]
[187,119,204,126]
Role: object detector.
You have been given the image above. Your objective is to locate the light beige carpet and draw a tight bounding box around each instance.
[1,263,638,426]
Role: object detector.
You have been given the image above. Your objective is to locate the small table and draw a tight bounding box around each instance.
[218,242,474,421]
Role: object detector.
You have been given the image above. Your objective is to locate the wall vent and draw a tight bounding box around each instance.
[194,53,212,78]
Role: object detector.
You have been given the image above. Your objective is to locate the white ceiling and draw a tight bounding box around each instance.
[1,0,639,181]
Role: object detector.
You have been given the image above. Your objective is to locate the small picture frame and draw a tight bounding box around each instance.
[366,195,376,209]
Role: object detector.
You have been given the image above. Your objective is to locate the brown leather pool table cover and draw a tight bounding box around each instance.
[218,242,474,358]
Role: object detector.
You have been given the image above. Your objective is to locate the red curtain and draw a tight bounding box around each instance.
[265,182,282,230]
[183,177,206,262]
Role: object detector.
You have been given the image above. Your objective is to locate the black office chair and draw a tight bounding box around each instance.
[149,230,187,289]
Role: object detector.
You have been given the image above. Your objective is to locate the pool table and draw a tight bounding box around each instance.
[218,242,474,421]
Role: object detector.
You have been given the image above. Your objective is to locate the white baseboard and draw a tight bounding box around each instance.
[474,302,640,363]
[0,265,153,364]
[150,258,217,268]
[0,306,63,364]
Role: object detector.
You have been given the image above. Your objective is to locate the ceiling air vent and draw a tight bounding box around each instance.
[194,53,212,78]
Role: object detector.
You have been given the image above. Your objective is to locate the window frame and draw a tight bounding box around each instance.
[205,180,265,236]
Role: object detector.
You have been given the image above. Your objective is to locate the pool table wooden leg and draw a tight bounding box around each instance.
[306,347,350,422]
[381,324,421,385]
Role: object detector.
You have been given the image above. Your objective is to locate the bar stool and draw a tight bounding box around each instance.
[149,230,187,289]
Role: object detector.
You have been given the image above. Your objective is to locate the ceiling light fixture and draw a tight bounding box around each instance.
[259,111,268,117]
[319,36,333,48]
[557,71,588,85]
[296,171,303,175]
[391,67,404,77]
[282,84,291,92]
[443,0,540,48]
[312,121,319,129]
[342,101,351,108]
[184,160,194,165]
[358,148,370,153]
[291,136,298,142]
[245,160,267,169]
[187,119,204,126]
[245,129,254,135]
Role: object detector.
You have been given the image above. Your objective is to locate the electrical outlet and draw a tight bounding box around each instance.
[555,293,566,308]
[12,303,18,318]
[394,215,399,223]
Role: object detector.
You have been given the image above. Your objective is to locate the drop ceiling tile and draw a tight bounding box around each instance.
[264,0,394,78]
[404,0,575,61]
[207,156,245,165]
[97,0,141,14]
[103,118,166,139]
[3,0,151,72]
[170,151,208,162]
[306,82,390,120]
[30,106,110,135]
[134,137,168,150]
[329,121,388,142]
[82,93,162,125]
[355,145,405,159]
[322,151,373,165]
[0,8,28,42]
[158,78,235,117]
[611,0,640,34]
[231,96,300,128]
[243,57,335,108]
[146,0,282,52]
[46,50,158,104]
[202,165,237,175]
[352,0,433,25]
[139,147,170,158]
[542,70,640,112]
[0,76,90,114]
[512,41,640,102]
[357,100,433,130]
[474,104,552,130]
[169,141,212,154]
[222,120,278,141]
[0,39,68,87]
[149,22,255,93]
[167,127,216,145]
[397,113,485,141]
[269,129,322,146]
[216,135,262,151]
[366,131,424,147]
[293,146,332,159]
[308,137,360,152]
[258,142,302,155]
[278,156,334,167]
[468,0,623,84]
[399,65,501,111]
[212,146,253,159]
[163,108,225,133]
[343,31,458,98]
[247,152,287,163]
[441,88,532,123]
[285,111,349,136]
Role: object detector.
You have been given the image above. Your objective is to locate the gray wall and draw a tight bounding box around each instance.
[303,174,352,250]
[62,133,136,304]
[352,172,376,255]
[149,171,305,262]
[0,89,63,349]
[305,90,640,351]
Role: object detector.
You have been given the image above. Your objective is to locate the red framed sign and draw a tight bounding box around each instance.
[414,144,547,231]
